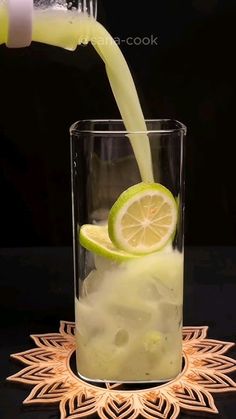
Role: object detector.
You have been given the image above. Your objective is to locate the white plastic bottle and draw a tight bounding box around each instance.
[0,0,97,49]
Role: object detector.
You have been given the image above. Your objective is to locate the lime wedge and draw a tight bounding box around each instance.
[108,182,178,255]
[79,224,137,262]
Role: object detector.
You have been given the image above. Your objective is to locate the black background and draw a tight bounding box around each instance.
[0,0,236,247]
[1,3,236,417]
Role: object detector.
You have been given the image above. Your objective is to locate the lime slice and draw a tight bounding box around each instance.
[79,224,137,262]
[108,182,178,255]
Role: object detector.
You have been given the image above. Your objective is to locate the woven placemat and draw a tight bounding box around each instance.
[8,322,236,418]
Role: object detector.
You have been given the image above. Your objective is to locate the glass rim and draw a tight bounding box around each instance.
[70,119,187,135]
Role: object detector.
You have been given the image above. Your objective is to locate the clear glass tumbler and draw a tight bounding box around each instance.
[70,119,186,383]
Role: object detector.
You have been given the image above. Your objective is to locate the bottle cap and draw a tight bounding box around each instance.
[7,0,33,48]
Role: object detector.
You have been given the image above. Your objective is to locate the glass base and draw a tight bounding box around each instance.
[76,363,184,385]
[77,374,177,385]
[71,350,183,384]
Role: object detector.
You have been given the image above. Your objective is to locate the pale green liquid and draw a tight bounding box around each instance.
[76,250,183,382]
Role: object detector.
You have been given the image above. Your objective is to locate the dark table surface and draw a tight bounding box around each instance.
[0,247,236,419]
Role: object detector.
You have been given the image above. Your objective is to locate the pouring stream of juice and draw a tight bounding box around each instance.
[0,7,154,183]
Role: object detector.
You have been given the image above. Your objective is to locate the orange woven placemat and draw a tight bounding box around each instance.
[8,322,236,419]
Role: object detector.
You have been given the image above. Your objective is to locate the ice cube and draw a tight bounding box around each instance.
[100,263,159,301]
[104,293,157,332]
[151,275,182,305]
[155,302,182,333]
[85,251,96,272]
[75,298,109,340]
[138,277,162,302]
[111,251,183,306]
[94,254,118,272]
[82,269,103,296]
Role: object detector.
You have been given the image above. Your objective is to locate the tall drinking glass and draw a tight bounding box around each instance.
[70,120,186,383]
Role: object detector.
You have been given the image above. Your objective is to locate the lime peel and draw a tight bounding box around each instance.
[79,224,138,262]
